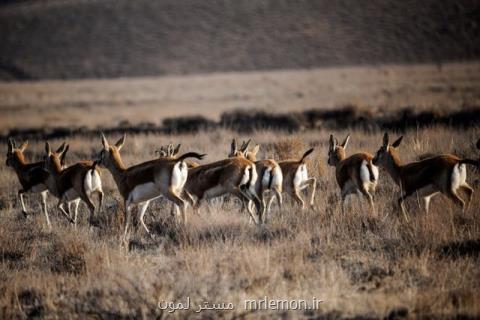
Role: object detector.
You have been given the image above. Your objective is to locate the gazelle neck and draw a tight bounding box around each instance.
[385,152,403,186]
[106,154,128,188]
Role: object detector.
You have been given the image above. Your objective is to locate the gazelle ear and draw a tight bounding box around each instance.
[115,133,126,150]
[56,141,66,153]
[251,144,260,155]
[329,134,335,150]
[7,138,14,153]
[173,144,181,156]
[167,144,174,156]
[101,133,109,149]
[231,139,237,153]
[341,134,350,149]
[60,145,69,166]
[392,136,403,148]
[45,142,52,155]
[241,139,251,152]
[18,140,28,152]
[383,132,389,147]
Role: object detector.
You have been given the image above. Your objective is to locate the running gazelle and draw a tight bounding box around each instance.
[44,142,104,226]
[6,139,51,225]
[98,134,205,239]
[373,133,477,219]
[260,147,316,211]
[229,139,283,223]
[327,134,378,214]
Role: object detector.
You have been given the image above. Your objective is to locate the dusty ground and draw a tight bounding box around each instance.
[0,63,479,318]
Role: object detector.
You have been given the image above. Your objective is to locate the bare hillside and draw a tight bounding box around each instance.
[0,0,479,80]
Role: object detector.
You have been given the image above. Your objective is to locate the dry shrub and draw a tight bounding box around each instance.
[272,137,305,160]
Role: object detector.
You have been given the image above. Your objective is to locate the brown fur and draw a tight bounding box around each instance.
[276,148,316,209]
[185,156,263,222]
[99,134,204,239]
[44,143,103,225]
[373,133,476,216]
[229,140,282,222]
[6,139,50,221]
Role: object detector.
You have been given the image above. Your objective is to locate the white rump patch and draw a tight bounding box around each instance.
[293,164,308,188]
[240,166,250,186]
[249,165,258,194]
[261,167,272,189]
[451,163,466,191]
[84,169,103,196]
[171,161,188,192]
[359,160,378,183]
[271,165,283,191]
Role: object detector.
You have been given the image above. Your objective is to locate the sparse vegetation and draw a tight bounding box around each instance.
[1,62,479,318]
[0,126,479,318]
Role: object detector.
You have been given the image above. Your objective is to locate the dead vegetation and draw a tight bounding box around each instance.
[0,127,479,318]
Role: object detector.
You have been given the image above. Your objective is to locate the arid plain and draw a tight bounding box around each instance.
[0,62,479,318]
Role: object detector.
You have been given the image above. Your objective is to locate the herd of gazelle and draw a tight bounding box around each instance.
[5,133,479,238]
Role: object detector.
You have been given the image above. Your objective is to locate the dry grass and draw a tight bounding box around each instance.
[1,62,480,132]
[1,126,479,319]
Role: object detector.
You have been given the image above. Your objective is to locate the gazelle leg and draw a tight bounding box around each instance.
[397,193,413,222]
[80,194,96,225]
[292,188,305,210]
[267,195,276,213]
[359,187,376,216]
[423,196,431,215]
[138,200,151,234]
[97,190,104,213]
[340,191,348,215]
[445,189,466,212]
[233,190,258,224]
[72,199,80,226]
[304,178,317,208]
[18,190,28,216]
[58,200,74,224]
[166,189,187,224]
[273,187,283,210]
[241,188,263,223]
[460,184,474,212]
[123,200,131,243]
[40,191,51,228]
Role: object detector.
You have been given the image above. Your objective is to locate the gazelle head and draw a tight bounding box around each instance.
[6,138,29,168]
[98,133,126,169]
[327,134,350,166]
[156,143,181,158]
[372,133,403,167]
[245,144,260,162]
[44,142,69,173]
[228,139,251,158]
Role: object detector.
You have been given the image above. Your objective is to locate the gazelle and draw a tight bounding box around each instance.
[6,139,51,225]
[98,134,205,238]
[156,143,200,168]
[327,134,378,214]
[229,139,283,223]
[184,153,263,223]
[265,148,316,211]
[373,133,477,218]
[44,142,104,226]
[156,141,263,223]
